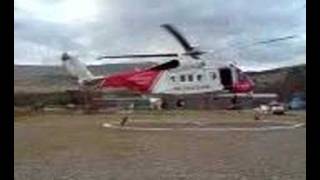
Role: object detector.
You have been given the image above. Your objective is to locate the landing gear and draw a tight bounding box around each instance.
[176,99,186,108]
[228,95,239,110]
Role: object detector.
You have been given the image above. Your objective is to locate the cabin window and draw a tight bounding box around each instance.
[188,74,193,82]
[180,75,186,82]
[211,72,217,80]
[197,74,202,81]
[170,76,175,82]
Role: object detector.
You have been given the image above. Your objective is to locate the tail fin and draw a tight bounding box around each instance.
[61,52,94,83]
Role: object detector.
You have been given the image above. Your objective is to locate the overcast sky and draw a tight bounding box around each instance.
[14,0,305,71]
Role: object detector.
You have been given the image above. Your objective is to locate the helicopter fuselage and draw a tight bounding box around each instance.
[98,58,254,95]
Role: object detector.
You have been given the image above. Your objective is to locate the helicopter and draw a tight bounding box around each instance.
[61,24,296,103]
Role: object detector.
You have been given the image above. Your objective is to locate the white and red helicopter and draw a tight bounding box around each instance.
[61,24,296,102]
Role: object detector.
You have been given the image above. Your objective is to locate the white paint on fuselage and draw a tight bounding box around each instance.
[151,59,225,95]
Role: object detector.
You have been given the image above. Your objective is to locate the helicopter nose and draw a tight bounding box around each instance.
[232,78,255,93]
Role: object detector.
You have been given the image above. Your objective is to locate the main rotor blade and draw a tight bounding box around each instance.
[161,24,194,52]
[207,35,298,56]
[252,35,298,45]
[97,53,178,60]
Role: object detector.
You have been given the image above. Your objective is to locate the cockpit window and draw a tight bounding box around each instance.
[170,76,175,82]
[197,74,202,81]
[237,70,248,81]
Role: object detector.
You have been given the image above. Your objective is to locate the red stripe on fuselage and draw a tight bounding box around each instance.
[232,81,254,93]
[232,68,255,93]
[99,69,162,93]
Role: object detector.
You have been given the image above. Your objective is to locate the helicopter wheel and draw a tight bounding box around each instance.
[176,98,186,109]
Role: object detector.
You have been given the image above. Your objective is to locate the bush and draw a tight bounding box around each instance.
[14,92,72,107]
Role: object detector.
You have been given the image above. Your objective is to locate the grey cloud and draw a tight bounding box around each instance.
[14,0,305,68]
[15,18,84,51]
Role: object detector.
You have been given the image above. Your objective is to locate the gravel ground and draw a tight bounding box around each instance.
[14,111,306,180]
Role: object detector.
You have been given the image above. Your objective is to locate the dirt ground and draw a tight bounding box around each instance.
[14,110,306,180]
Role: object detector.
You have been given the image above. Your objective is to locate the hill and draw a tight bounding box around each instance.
[14,63,152,93]
[248,64,306,100]
[14,63,306,100]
